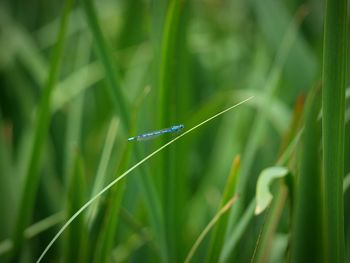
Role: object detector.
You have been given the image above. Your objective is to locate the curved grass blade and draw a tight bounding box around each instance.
[36,96,253,263]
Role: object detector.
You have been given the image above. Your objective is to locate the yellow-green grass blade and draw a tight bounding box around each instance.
[206,156,240,263]
[220,200,256,262]
[92,181,126,263]
[185,196,239,263]
[86,118,119,227]
[254,167,289,215]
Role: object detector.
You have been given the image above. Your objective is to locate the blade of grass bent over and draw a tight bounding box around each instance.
[36,96,254,263]
[248,97,306,263]
[220,127,303,262]
[11,0,74,259]
[246,93,306,263]
[254,166,289,215]
[227,6,309,236]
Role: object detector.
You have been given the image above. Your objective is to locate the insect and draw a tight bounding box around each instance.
[128,124,185,141]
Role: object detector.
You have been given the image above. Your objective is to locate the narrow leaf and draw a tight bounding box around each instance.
[206,155,240,263]
[11,0,74,258]
[63,153,87,263]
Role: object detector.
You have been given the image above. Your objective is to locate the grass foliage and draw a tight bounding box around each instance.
[0,0,349,262]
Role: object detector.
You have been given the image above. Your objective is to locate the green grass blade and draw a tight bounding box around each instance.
[81,0,130,130]
[0,7,48,86]
[63,31,90,184]
[291,86,323,262]
[185,196,239,263]
[92,140,132,263]
[10,0,74,258]
[92,181,126,263]
[80,1,166,260]
[0,114,16,240]
[220,200,256,263]
[158,0,188,260]
[52,60,103,112]
[322,0,348,261]
[251,0,317,95]
[87,117,119,226]
[63,153,87,263]
[206,156,240,263]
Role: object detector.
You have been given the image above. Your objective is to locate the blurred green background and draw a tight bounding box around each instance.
[0,0,349,262]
